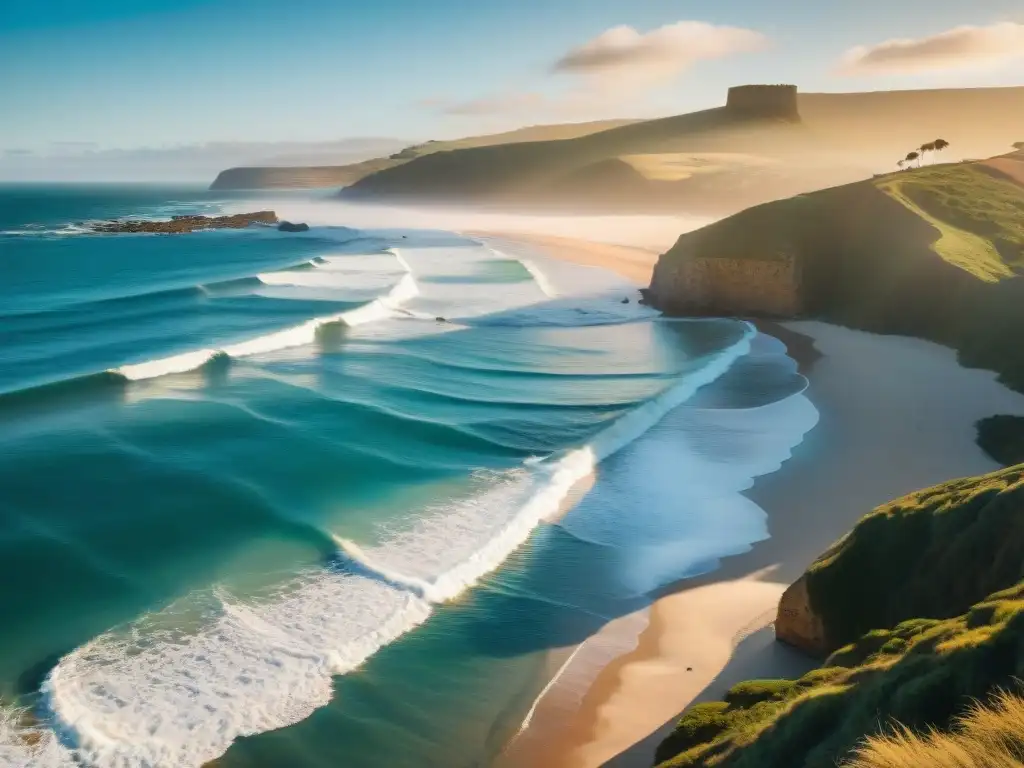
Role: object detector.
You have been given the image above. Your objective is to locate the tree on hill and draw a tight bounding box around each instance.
[1014,141,1024,151]
[905,151,920,168]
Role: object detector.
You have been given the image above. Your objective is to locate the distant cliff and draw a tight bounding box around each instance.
[208,119,635,190]
[339,86,1024,213]
[647,156,1024,389]
[725,84,800,121]
[209,161,392,190]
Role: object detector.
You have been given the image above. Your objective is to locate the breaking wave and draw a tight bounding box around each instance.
[25,325,755,768]
[112,251,419,381]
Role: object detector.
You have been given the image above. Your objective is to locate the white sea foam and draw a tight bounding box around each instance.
[1,224,93,238]
[256,253,404,292]
[482,245,557,299]
[519,259,557,298]
[39,578,431,768]
[113,252,419,381]
[31,324,756,768]
[334,323,755,604]
[0,705,75,767]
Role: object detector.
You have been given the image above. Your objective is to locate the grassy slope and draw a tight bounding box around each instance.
[847,690,1024,768]
[341,106,819,211]
[654,465,1024,768]
[652,157,1024,389]
[208,118,635,189]
[340,87,1024,212]
[877,166,1024,280]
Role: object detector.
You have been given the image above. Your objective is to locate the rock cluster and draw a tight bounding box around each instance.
[89,211,279,234]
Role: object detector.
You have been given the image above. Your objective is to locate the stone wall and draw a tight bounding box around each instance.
[726,84,801,121]
[650,253,802,317]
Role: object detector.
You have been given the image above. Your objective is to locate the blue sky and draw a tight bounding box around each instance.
[2,0,1023,151]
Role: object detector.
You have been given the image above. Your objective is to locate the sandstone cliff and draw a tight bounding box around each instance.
[649,251,800,317]
[773,574,828,655]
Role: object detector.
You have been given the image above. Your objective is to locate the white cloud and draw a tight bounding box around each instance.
[840,22,1024,75]
[423,20,767,121]
[553,21,767,87]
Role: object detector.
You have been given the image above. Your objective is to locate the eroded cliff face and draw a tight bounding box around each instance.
[774,575,829,655]
[649,253,801,317]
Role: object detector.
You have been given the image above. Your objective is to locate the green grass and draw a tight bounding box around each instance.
[654,464,1024,768]
[876,166,1024,281]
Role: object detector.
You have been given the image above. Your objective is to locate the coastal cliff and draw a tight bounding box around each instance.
[654,464,1024,768]
[209,120,633,190]
[649,252,800,317]
[648,155,1024,389]
[210,164,386,190]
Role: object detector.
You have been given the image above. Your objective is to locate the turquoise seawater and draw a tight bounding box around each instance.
[0,185,817,767]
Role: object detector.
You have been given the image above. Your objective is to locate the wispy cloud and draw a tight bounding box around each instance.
[425,20,767,120]
[840,22,1024,75]
[553,21,767,87]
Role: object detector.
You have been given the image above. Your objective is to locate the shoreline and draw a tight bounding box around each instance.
[467,231,662,287]
[482,230,1024,768]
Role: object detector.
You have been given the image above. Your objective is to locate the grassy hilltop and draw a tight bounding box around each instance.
[208,119,635,189]
[337,86,1024,215]
[649,151,1024,389]
[654,465,1024,768]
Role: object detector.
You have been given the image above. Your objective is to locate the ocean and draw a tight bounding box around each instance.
[0,184,818,767]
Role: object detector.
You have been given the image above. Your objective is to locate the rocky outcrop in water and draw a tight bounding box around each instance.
[90,211,278,234]
[277,221,310,232]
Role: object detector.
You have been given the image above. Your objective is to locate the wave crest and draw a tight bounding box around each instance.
[113,251,419,381]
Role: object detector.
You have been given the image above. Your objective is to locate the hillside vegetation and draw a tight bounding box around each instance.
[848,690,1024,768]
[654,465,1024,768]
[338,86,1024,215]
[208,119,635,189]
[649,153,1024,389]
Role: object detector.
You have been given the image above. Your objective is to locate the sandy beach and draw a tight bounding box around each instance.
[483,231,1024,768]
[467,231,663,286]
